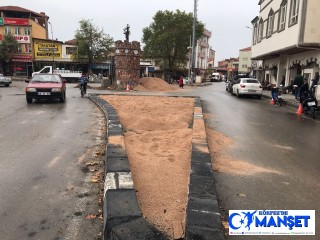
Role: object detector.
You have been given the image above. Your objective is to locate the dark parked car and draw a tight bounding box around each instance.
[227,74,250,93]
[25,74,67,103]
[0,75,12,87]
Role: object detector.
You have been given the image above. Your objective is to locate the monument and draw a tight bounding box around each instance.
[114,24,141,88]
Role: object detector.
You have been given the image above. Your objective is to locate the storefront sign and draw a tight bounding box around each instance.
[13,35,30,43]
[90,64,110,70]
[0,18,4,26]
[34,39,62,59]
[12,55,33,62]
[4,18,29,26]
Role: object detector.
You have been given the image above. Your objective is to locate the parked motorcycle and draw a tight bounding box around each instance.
[271,86,284,106]
[300,90,318,119]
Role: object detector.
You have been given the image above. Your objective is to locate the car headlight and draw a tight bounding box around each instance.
[26,88,36,92]
[51,88,62,92]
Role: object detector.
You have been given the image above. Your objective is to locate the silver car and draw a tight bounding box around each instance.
[0,75,12,87]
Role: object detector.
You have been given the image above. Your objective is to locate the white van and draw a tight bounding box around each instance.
[210,73,221,82]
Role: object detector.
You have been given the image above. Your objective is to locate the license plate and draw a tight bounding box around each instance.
[307,101,316,106]
[248,89,256,92]
[38,92,51,96]
[278,95,283,98]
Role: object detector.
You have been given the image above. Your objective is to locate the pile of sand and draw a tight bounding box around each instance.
[134,77,178,92]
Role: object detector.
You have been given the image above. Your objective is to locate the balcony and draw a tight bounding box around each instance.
[199,41,209,48]
[203,29,212,38]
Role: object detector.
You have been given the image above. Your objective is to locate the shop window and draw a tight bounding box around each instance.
[18,45,22,53]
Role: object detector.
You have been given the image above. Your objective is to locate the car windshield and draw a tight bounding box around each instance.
[31,75,61,83]
[242,79,260,84]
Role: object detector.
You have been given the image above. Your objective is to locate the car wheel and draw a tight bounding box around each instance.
[257,95,262,99]
[5,84,9,87]
[60,92,66,103]
[26,97,32,103]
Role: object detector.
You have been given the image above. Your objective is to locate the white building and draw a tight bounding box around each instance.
[251,0,320,97]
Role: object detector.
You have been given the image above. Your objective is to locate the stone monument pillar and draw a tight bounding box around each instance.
[114,40,141,87]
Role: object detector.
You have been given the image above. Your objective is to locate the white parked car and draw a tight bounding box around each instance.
[232,78,262,98]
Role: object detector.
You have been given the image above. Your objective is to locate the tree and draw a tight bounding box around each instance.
[0,34,18,74]
[73,19,113,66]
[142,10,204,73]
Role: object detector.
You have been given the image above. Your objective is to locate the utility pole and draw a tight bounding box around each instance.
[191,0,198,83]
[48,22,54,68]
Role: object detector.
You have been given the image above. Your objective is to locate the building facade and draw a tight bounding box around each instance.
[251,0,320,97]
[238,47,252,74]
[0,6,49,76]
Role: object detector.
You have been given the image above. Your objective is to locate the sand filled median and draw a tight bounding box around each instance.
[100,95,194,239]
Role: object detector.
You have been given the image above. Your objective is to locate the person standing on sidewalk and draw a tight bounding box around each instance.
[179,76,184,88]
[310,72,319,96]
[293,72,303,99]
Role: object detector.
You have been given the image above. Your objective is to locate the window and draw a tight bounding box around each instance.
[18,45,22,53]
[242,65,248,69]
[253,23,258,44]
[258,19,264,42]
[267,10,274,37]
[66,47,77,55]
[14,27,21,35]
[289,0,299,25]
[25,44,32,53]
[24,27,31,35]
[4,26,11,34]
[279,1,287,30]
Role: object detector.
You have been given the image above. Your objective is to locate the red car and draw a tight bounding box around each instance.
[25,74,67,103]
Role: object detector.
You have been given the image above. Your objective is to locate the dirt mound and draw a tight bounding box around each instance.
[134,77,178,92]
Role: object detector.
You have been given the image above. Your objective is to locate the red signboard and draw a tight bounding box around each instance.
[4,18,29,26]
[12,55,33,62]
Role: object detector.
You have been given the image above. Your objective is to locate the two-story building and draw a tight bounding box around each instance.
[251,0,320,92]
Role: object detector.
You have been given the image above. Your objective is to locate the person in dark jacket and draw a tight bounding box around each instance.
[293,73,303,99]
[79,73,89,94]
[310,72,319,96]
[179,76,184,88]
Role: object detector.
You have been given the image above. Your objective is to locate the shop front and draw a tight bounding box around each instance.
[12,55,33,77]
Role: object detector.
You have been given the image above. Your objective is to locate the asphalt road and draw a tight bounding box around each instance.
[191,82,320,240]
[0,82,105,240]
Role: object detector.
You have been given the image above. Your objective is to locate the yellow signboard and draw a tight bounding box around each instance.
[33,39,62,59]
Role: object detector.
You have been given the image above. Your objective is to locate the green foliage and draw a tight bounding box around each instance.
[142,10,204,71]
[0,34,18,61]
[73,19,113,63]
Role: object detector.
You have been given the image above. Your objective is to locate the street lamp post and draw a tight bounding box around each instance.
[48,21,54,68]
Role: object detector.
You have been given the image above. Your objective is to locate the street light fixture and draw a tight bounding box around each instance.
[48,21,54,68]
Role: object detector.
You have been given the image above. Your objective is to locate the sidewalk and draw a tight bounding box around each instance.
[261,89,300,108]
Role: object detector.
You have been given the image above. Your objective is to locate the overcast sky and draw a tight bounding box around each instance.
[3,0,259,65]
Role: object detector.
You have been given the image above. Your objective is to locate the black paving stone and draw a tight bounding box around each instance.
[108,217,169,240]
[106,157,130,173]
[189,175,218,199]
[190,161,213,177]
[105,189,141,221]
[186,208,222,231]
[107,147,127,158]
[187,197,220,214]
[185,227,225,240]
[191,149,212,163]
